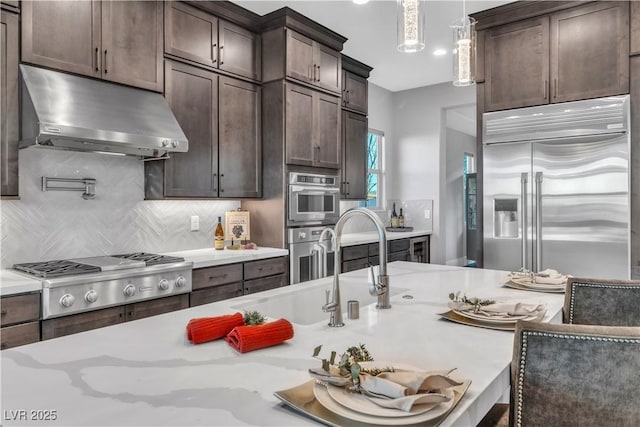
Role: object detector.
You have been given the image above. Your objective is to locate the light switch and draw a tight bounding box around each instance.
[424,209,431,219]
[190,215,199,231]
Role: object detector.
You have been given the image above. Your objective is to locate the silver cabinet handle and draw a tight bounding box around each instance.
[95,47,100,72]
[219,45,224,65]
[212,173,217,192]
[104,49,108,74]
[543,80,548,100]
[553,79,558,99]
[521,172,529,270]
[316,65,320,82]
[535,171,543,272]
[212,43,217,64]
[219,173,224,193]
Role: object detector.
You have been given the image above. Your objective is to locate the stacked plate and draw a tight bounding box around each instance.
[441,301,547,330]
[311,362,459,425]
[505,270,569,293]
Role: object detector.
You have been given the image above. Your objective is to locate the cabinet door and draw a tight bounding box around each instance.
[342,112,368,200]
[190,282,243,306]
[101,1,163,92]
[219,20,261,81]
[21,0,101,78]
[314,92,341,169]
[485,16,550,111]
[125,294,189,322]
[315,43,341,93]
[343,70,368,114]
[286,29,314,84]
[1,322,40,350]
[164,1,218,69]
[164,61,219,197]
[0,293,39,327]
[41,306,125,340]
[244,257,287,281]
[243,275,287,295]
[1,10,19,196]
[218,76,262,198]
[286,83,315,166]
[550,2,629,103]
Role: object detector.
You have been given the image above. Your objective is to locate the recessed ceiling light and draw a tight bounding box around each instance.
[433,48,448,56]
[353,0,370,4]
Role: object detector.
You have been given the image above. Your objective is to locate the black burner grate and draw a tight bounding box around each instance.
[112,252,185,266]
[13,260,101,278]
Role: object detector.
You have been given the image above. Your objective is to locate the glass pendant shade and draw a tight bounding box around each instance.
[397,0,425,53]
[452,16,476,86]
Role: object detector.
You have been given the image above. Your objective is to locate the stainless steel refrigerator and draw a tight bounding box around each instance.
[482,95,630,279]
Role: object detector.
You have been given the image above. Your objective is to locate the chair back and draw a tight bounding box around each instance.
[563,277,640,326]
[511,321,640,427]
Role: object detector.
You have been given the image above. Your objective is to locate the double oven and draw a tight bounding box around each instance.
[287,172,339,284]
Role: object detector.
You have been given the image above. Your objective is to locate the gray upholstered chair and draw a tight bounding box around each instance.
[510,321,640,427]
[563,277,640,326]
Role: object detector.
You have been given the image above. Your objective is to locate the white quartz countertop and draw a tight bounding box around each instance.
[164,247,289,269]
[339,228,431,246]
[0,270,42,297]
[1,262,564,427]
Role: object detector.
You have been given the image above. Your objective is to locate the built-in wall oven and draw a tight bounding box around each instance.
[288,226,335,284]
[287,172,340,226]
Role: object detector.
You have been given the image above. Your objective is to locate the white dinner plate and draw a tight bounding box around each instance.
[313,382,455,425]
[326,382,449,418]
[452,308,541,324]
[509,277,566,291]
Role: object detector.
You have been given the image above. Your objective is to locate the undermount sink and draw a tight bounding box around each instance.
[233,277,408,325]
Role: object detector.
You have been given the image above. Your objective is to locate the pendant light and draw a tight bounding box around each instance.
[397,0,426,53]
[451,0,476,86]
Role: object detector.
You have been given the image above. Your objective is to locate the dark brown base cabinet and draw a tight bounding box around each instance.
[21,0,164,92]
[481,1,629,112]
[341,238,422,273]
[145,60,261,199]
[41,294,189,340]
[1,9,19,197]
[189,257,287,307]
[0,293,40,349]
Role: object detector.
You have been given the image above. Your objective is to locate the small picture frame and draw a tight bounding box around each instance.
[225,210,250,242]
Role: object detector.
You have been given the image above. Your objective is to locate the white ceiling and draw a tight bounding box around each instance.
[237,0,513,92]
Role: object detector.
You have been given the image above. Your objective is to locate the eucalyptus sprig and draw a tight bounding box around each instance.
[243,310,266,325]
[448,291,496,313]
[312,343,390,388]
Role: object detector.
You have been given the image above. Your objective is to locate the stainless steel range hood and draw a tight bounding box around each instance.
[19,65,188,158]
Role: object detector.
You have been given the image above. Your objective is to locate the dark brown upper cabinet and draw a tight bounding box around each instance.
[285,29,341,94]
[21,1,163,92]
[341,111,368,200]
[145,60,261,199]
[342,71,368,115]
[164,2,261,82]
[483,1,629,111]
[1,10,19,197]
[285,82,341,169]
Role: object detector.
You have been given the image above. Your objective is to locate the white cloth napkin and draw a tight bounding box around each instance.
[509,269,568,286]
[449,301,545,318]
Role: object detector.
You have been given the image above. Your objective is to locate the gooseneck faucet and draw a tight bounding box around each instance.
[322,208,390,328]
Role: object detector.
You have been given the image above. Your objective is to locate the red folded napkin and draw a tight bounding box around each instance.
[225,318,294,353]
[186,312,244,344]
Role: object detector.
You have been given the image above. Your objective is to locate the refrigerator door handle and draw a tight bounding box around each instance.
[521,172,529,270]
[535,171,544,272]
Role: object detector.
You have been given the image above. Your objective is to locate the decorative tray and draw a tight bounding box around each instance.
[385,227,414,232]
[274,379,470,427]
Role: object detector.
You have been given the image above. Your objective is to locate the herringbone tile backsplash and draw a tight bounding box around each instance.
[0,149,239,268]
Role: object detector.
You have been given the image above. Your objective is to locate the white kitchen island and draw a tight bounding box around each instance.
[1,263,564,426]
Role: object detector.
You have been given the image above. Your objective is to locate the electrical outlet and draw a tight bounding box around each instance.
[190,215,199,231]
[424,209,431,220]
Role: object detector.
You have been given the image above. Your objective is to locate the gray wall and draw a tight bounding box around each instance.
[0,149,239,268]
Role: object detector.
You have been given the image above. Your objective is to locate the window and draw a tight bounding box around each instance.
[359,129,384,209]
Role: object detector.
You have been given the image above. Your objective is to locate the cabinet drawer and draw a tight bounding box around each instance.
[41,306,125,340]
[244,257,286,280]
[125,294,189,322]
[389,239,410,253]
[389,251,410,263]
[342,258,370,273]
[190,282,243,307]
[193,264,243,290]
[243,274,287,295]
[1,321,40,350]
[1,293,40,326]
[342,244,369,261]
[368,243,379,257]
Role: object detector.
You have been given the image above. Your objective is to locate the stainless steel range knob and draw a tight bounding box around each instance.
[59,294,75,308]
[84,290,98,303]
[158,279,170,290]
[175,275,187,288]
[123,283,136,297]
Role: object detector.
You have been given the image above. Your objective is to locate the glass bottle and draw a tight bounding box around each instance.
[391,203,399,228]
[214,216,224,250]
[399,208,405,228]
